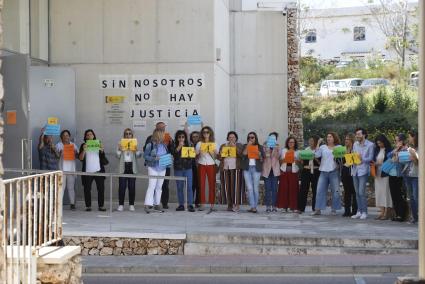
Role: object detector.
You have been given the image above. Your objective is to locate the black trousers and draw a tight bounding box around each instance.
[298,169,319,212]
[389,176,407,219]
[341,173,357,214]
[192,163,200,205]
[161,167,171,206]
[83,174,105,208]
[118,162,136,205]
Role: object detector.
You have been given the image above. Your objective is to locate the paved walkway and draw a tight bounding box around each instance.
[63,203,418,240]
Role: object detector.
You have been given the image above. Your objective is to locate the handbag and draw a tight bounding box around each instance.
[381,159,395,174]
[100,151,109,166]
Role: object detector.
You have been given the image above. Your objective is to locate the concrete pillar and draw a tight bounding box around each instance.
[418,0,425,279]
[0,0,5,282]
[286,8,303,145]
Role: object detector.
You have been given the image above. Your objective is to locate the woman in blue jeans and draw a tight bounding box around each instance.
[171,130,195,212]
[312,132,342,216]
[241,132,264,213]
[262,132,281,213]
[403,130,418,224]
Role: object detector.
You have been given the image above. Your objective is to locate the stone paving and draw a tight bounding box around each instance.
[63,202,418,241]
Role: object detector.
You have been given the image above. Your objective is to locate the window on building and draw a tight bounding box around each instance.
[353,27,366,41]
[305,30,317,43]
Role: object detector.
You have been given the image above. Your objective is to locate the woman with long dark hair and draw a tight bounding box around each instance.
[277,136,300,213]
[241,131,264,213]
[373,134,393,220]
[79,129,107,212]
[172,130,195,212]
[341,133,357,217]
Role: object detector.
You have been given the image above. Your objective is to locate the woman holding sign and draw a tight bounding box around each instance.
[373,134,393,220]
[241,132,264,213]
[311,132,342,216]
[143,129,170,213]
[78,129,107,212]
[56,130,79,210]
[195,126,219,213]
[262,132,281,213]
[116,128,142,212]
[341,133,357,217]
[218,131,245,212]
[277,136,300,213]
[171,130,195,212]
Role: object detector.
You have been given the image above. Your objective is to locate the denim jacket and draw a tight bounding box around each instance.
[143,142,169,168]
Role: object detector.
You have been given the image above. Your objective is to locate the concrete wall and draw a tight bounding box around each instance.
[231,11,288,144]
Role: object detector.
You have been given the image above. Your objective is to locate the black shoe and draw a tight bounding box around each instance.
[98,207,107,212]
[342,212,350,217]
[70,204,76,211]
[392,216,404,222]
[154,205,164,213]
[176,205,185,211]
[162,205,169,209]
[85,207,91,212]
[188,205,195,212]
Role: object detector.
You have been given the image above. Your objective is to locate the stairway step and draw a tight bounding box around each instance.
[186,233,418,249]
[183,242,418,256]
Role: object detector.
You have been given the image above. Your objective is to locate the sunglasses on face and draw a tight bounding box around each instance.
[124,132,132,135]
[248,136,255,139]
[178,135,185,138]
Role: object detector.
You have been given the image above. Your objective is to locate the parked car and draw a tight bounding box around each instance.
[343,78,363,92]
[319,80,350,96]
[359,78,390,92]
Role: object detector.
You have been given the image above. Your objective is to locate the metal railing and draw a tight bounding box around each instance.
[2,171,63,284]
[4,168,188,216]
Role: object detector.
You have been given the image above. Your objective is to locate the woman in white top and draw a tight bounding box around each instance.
[373,134,393,220]
[195,126,219,212]
[56,130,79,210]
[312,132,342,216]
[116,128,142,212]
[78,129,107,212]
[277,136,300,212]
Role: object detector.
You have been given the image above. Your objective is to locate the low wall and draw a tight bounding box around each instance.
[38,255,82,284]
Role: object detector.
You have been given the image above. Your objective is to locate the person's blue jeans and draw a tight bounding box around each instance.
[264,171,278,207]
[315,170,341,211]
[244,166,261,209]
[353,174,368,214]
[175,169,193,206]
[404,176,418,222]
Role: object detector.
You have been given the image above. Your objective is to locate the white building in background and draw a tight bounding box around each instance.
[300,5,418,64]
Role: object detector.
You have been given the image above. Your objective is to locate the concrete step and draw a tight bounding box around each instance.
[183,242,417,256]
[82,255,418,275]
[186,233,418,249]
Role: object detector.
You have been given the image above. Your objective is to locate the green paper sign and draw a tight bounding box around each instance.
[299,149,314,160]
[86,140,101,152]
[332,146,346,158]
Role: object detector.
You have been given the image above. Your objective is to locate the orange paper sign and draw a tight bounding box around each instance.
[6,110,17,125]
[284,150,295,163]
[247,145,259,159]
[63,144,75,161]
[164,132,172,145]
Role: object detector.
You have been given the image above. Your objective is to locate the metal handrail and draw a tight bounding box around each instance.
[4,168,188,216]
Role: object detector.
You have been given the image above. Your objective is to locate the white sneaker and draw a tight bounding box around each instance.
[360,212,367,220]
[129,205,135,211]
[117,205,124,212]
[351,212,361,219]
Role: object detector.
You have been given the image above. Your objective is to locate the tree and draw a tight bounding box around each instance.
[368,0,418,69]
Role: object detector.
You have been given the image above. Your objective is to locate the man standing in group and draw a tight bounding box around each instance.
[351,127,375,220]
[144,121,173,209]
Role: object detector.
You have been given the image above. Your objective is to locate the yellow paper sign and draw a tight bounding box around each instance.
[221,146,237,158]
[48,117,58,125]
[344,153,354,166]
[120,138,137,151]
[353,153,361,165]
[105,96,125,104]
[201,143,215,153]
[181,147,196,158]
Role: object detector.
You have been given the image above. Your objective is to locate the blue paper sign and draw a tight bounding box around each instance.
[187,115,202,125]
[44,124,61,136]
[266,136,277,148]
[159,154,173,167]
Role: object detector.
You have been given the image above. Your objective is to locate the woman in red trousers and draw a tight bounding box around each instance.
[277,136,300,213]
